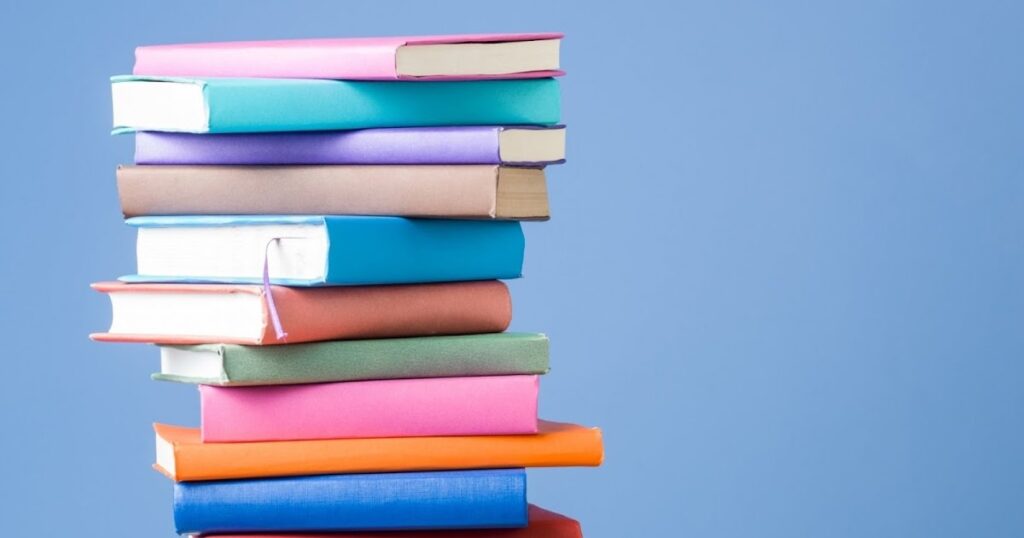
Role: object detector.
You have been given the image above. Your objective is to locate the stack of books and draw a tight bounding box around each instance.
[93,33,603,537]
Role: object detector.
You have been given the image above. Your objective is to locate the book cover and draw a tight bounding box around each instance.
[111,76,560,133]
[173,469,528,534]
[155,332,550,386]
[201,504,581,538]
[134,127,566,165]
[123,215,525,286]
[116,164,550,220]
[91,280,512,345]
[200,375,540,442]
[154,420,602,481]
[133,33,563,80]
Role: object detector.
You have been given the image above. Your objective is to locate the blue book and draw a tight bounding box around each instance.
[173,469,528,534]
[124,215,525,286]
[110,75,560,133]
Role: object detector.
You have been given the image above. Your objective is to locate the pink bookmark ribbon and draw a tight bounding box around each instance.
[263,238,290,341]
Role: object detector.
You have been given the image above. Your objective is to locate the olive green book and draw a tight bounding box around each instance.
[154,332,549,386]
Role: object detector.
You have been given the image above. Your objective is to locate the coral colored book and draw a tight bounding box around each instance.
[133,34,563,80]
[116,164,550,220]
[91,280,511,345]
[174,469,527,534]
[203,504,582,538]
[154,420,602,481]
[111,76,560,134]
[134,127,566,166]
[200,375,540,442]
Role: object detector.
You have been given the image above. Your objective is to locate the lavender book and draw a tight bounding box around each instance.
[135,126,565,166]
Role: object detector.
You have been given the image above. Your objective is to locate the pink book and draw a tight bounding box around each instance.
[134,33,563,80]
[200,375,540,442]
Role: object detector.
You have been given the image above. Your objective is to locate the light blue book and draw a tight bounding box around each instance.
[123,215,525,286]
[110,75,560,133]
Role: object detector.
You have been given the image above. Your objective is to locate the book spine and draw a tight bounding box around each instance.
[173,469,528,534]
[323,217,525,285]
[205,78,560,133]
[214,333,549,385]
[116,164,502,219]
[200,375,539,442]
[134,128,503,165]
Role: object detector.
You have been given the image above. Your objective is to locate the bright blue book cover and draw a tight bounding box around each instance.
[173,468,528,534]
[111,75,560,133]
[123,215,525,286]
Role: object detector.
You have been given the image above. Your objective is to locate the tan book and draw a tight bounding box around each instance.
[116,165,549,220]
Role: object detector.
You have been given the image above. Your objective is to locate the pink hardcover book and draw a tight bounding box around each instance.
[134,33,564,80]
[200,375,540,442]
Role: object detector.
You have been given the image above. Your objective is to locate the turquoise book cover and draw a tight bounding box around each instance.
[111,75,561,133]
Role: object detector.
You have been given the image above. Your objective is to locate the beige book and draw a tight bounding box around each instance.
[116,165,549,220]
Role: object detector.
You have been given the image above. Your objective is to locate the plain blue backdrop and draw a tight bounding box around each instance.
[1,1,1021,536]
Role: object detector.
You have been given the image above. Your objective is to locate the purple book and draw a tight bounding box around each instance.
[134,126,566,166]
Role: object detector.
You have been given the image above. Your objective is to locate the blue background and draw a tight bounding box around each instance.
[1,1,1021,536]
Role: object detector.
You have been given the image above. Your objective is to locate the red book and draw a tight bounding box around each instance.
[205,505,582,538]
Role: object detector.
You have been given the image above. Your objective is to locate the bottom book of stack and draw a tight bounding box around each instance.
[199,505,584,538]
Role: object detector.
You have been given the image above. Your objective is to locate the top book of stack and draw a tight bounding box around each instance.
[131,33,563,80]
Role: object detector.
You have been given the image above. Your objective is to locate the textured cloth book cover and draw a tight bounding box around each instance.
[200,375,540,442]
[116,164,550,219]
[91,280,512,345]
[154,420,602,481]
[173,469,528,534]
[156,332,550,385]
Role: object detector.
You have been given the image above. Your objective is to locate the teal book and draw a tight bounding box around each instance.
[123,215,525,286]
[155,332,550,386]
[111,75,560,133]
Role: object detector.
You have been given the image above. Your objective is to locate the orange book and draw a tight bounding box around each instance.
[210,505,582,538]
[155,420,603,482]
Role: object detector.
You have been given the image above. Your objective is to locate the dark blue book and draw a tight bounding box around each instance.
[173,468,528,534]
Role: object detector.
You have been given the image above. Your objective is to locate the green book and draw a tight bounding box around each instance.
[154,332,549,386]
